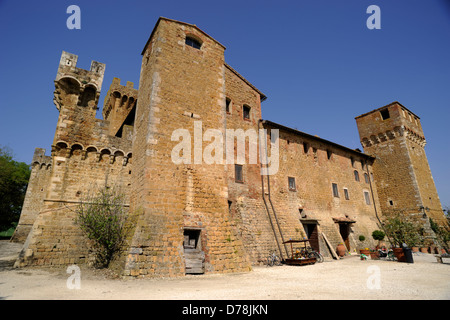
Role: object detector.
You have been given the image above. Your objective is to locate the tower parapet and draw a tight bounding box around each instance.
[102,77,138,137]
[53,51,105,112]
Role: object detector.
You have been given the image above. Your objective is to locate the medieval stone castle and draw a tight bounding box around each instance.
[12,17,446,277]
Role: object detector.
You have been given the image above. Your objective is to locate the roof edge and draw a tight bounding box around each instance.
[261,120,374,160]
[355,101,420,120]
[225,63,267,102]
[141,17,226,56]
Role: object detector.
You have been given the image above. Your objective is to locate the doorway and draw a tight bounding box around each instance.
[183,229,204,274]
[338,223,351,251]
[301,221,320,252]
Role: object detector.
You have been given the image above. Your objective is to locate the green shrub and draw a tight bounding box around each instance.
[75,187,130,268]
[372,230,385,241]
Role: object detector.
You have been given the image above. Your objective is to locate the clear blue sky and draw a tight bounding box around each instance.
[0,0,449,208]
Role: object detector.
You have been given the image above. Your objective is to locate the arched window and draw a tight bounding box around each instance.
[364,173,370,183]
[354,170,360,182]
[185,36,202,49]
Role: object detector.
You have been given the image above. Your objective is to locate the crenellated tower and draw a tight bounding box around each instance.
[355,102,445,239]
[52,51,105,146]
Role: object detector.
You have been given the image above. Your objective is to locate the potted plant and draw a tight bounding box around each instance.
[369,249,380,260]
[372,230,385,249]
[382,214,422,262]
[360,247,370,255]
[358,235,369,255]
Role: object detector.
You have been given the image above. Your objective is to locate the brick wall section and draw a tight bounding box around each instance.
[261,122,382,255]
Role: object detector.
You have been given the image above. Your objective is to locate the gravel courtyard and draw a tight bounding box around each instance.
[1,240,449,300]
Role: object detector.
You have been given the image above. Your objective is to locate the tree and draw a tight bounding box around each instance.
[0,146,31,232]
[382,214,423,248]
[75,186,131,268]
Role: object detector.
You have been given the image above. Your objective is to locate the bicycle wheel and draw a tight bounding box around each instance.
[308,251,323,263]
[273,255,282,266]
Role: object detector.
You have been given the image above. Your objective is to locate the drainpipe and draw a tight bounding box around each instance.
[259,120,289,258]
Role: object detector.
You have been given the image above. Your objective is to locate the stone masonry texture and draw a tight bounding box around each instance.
[13,18,447,276]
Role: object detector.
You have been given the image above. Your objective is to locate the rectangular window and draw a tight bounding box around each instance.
[243,105,250,120]
[344,188,349,200]
[380,109,390,120]
[235,164,243,183]
[226,98,231,113]
[288,177,296,191]
[364,191,371,205]
[332,183,339,198]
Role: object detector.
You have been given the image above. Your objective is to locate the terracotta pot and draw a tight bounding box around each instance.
[393,247,406,262]
[336,244,346,257]
[370,251,380,260]
[360,249,370,256]
[441,248,447,254]
[411,247,419,253]
[420,247,428,253]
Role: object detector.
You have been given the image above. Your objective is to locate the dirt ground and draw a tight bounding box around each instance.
[1,240,449,300]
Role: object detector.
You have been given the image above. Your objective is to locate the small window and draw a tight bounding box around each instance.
[354,170,360,182]
[235,164,243,183]
[344,188,350,200]
[364,173,369,183]
[303,142,309,154]
[185,36,201,49]
[332,183,339,198]
[364,191,371,205]
[243,105,251,120]
[226,98,231,113]
[380,109,390,120]
[350,157,355,168]
[288,177,296,191]
[389,200,394,206]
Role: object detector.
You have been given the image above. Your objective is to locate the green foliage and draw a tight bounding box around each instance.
[358,235,366,242]
[430,218,450,250]
[382,214,423,247]
[75,187,130,268]
[0,146,31,231]
[372,230,385,241]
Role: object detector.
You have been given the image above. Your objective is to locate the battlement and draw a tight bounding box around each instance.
[57,51,105,89]
[53,51,105,112]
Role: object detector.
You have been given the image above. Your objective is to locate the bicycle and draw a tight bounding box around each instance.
[266,251,283,266]
[294,246,324,263]
[308,249,324,263]
[305,247,324,263]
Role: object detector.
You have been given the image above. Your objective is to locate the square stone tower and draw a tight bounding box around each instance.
[355,102,445,228]
[122,18,251,277]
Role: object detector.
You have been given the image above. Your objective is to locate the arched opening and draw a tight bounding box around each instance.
[185,35,202,49]
[80,85,97,108]
[57,77,81,107]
